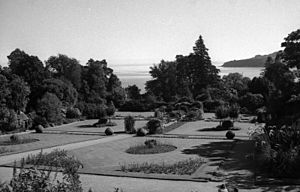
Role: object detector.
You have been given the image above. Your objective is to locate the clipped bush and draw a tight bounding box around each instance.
[35,125,44,133]
[10,134,20,143]
[136,128,148,136]
[124,115,136,133]
[226,130,235,139]
[147,119,163,134]
[119,100,152,112]
[66,107,81,119]
[222,120,233,130]
[105,128,114,135]
[76,102,107,119]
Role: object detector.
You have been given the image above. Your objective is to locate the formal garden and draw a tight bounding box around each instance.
[0,29,300,192]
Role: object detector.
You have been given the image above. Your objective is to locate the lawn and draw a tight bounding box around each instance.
[0,133,102,156]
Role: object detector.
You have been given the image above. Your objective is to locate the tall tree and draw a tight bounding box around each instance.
[281,29,300,69]
[146,60,177,101]
[176,36,220,97]
[46,54,82,89]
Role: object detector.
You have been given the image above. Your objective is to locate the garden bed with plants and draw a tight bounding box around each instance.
[126,139,177,154]
[120,158,205,175]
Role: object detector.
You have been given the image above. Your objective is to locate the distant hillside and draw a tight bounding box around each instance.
[222,52,278,67]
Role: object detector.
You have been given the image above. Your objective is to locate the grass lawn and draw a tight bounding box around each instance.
[0,133,102,156]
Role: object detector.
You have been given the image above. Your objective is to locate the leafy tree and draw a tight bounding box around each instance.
[125,85,141,100]
[106,74,126,107]
[281,29,300,69]
[106,101,116,123]
[7,49,47,86]
[176,36,220,97]
[46,54,82,89]
[0,75,10,108]
[146,60,177,102]
[42,78,78,108]
[222,73,250,96]
[239,93,264,113]
[7,75,30,112]
[36,92,62,123]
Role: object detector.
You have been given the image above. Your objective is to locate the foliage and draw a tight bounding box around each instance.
[281,29,300,69]
[25,149,82,169]
[228,104,240,119]
[36,92,62,124]
[105,128,114,135]
[6,76,31,112]
[76,102,106,119]
[120,158,205,175]
[35,125,44,133]
[146,60,177,102]
[66,107,81,119]
[222,120,233,130]
[0,151,83,192]
[126,141,176,154]
[215,105,229,120]
[222,73,250,96]
[106,101,116,123]
[124,115,135,133]
[239,93,264,113]
[136,128,148,136]
[0,135,38,145]
[125,85,141,100]
[119,100,152,112]
[250,125,300,177]
[203,100,225,112]
[226,130,235,139]
[46,54,82,90]
[42,78,78,108]
[147,119,163,134]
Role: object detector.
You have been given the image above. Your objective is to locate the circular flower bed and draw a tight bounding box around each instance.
[126,140,177,154]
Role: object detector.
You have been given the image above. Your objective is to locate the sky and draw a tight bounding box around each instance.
[0,0,300,66]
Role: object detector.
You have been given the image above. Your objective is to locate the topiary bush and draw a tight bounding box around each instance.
[136,128,148,136]
[229,104,240,120]
[105,128,114,135]
[124,115,135,133]
[10,134,20,143]
[226,130,235,139]
[147,119,163,134]
[35,125,44,133]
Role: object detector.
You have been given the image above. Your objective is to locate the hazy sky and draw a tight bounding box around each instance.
[0,0,299,66]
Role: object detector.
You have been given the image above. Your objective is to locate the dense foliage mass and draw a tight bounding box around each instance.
[0,50,126,132]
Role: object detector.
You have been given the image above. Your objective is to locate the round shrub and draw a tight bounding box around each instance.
[66,108,81,119]
[147,119,162,134]
[222,120,233,130]
[124,115,135,133]
[226,131,235,139]
[35,125,44,133]
[136,128,147,136]
[105,128,114,135]
[10,134,19,143]
[145,139,157,148]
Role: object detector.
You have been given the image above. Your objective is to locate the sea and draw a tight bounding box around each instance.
[110,64,264,93]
